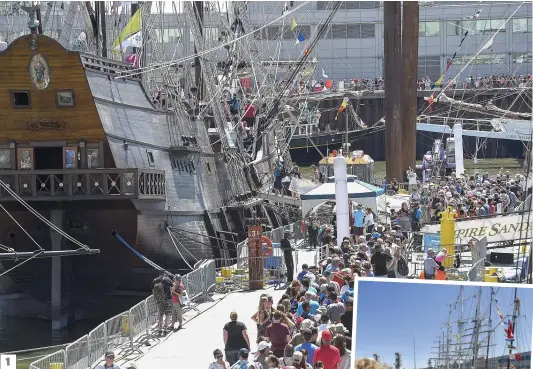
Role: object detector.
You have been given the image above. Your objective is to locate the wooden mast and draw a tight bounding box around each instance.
[401,2,419,176]
[193,1,204,102]
[99,2,107,58]
[384,2,419,182]
[383,2,403,182]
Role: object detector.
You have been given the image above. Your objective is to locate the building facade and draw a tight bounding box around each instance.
[0,1,531,81]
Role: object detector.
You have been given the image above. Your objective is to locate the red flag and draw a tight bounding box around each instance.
[514,353,521,361]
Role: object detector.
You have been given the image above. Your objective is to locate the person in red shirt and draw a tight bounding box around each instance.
[313,330,341,369]
[265,310,291,358]
[243,101,256,128]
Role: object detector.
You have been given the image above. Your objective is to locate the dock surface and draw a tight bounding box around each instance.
[131,249,315,368]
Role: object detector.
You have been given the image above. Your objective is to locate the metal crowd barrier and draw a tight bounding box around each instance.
[29,259,217,369]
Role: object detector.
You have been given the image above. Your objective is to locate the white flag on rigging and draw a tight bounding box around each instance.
[480,37,494,51]
[321,68,328,79]
[113,31,142,51]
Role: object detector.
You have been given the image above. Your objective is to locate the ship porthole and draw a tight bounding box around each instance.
[8,231,16,239]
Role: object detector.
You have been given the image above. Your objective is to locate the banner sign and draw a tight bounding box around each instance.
[411,253,425,264]
[420,214,531,245]
[423,233,441,251]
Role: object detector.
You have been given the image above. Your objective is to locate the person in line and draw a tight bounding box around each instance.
[210,349,231,369]
[224,311,251,365]
[96,351,120,369]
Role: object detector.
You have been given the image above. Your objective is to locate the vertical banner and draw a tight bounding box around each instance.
[247,225,264,290]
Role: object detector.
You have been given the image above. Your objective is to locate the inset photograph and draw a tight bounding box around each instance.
[353,280,533,369]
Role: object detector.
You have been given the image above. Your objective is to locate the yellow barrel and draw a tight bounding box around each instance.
[121,315,130,335]
[50,363,64,369]
[484,269,490,275]
[221,267,233,278]
[488,267,498,275]
[216,276,225,283]
[485,275,499,283]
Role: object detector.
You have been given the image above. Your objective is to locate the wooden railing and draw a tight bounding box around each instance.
[0,169,165,201]
[80,54,141,80]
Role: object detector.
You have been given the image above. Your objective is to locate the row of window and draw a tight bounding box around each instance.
[448,18,532,35]
[0,147,99,170]
[10,90,74,108]
[316,1,381,10]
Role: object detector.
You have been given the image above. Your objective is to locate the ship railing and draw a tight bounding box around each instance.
[0,168,166,201]
[29,259,217,369]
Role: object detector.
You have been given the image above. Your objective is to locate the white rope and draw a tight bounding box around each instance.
[0,181,89,250]
[167,227,194,270]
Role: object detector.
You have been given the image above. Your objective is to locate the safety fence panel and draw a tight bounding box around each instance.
[183,267,204,301]
[65,335,89,369]
[29,349,66,369]
[145,295,159,328]
[88,323,106,366]
[202,260,217,293]
[104,313,132,354]
[129,300,149,338]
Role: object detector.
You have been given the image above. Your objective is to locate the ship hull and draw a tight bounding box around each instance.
[0,200,219,320]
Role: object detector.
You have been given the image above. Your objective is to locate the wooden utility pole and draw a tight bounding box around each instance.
[384,2,403,182]
[401,2,419,176]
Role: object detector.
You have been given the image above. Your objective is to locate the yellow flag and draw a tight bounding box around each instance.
[435,74,445,85]
[113,9,142,51]
[291,18,297,31]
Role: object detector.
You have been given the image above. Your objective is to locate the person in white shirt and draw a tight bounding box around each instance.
[364,208,375,237]
[210,349,231,369]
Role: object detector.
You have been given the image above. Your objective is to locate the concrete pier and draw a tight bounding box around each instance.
[128,249,315,368]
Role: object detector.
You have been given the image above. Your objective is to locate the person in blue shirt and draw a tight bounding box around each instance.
[294,329,318,366]
[352,204,365,236]
[297,264,309,282]
[411,203,422,231]
[295,290,319,318]
[341,280,354,303]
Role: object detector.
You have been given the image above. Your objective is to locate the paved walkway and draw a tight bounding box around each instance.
[128,249,315,368]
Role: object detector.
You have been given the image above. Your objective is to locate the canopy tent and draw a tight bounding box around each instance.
[301,180,385,217]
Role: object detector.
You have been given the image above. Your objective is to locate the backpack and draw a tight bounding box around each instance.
[397,255,409,277]
[153,281,165,302]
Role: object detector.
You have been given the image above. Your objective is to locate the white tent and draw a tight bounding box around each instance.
[300,180,385,217]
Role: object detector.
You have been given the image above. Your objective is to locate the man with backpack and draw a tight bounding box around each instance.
[152,270,173,335]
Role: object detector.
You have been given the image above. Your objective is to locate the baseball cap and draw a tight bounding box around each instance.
[123,362,137,369]
[321,330,333,341]
[257,341,271,351]
[292,351,304,364]
[238,348,249,357]
[105,351,115,358]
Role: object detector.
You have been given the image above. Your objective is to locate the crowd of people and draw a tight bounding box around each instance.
[212,260,354,369]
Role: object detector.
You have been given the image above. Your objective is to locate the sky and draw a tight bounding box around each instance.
[355,280,533,369]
